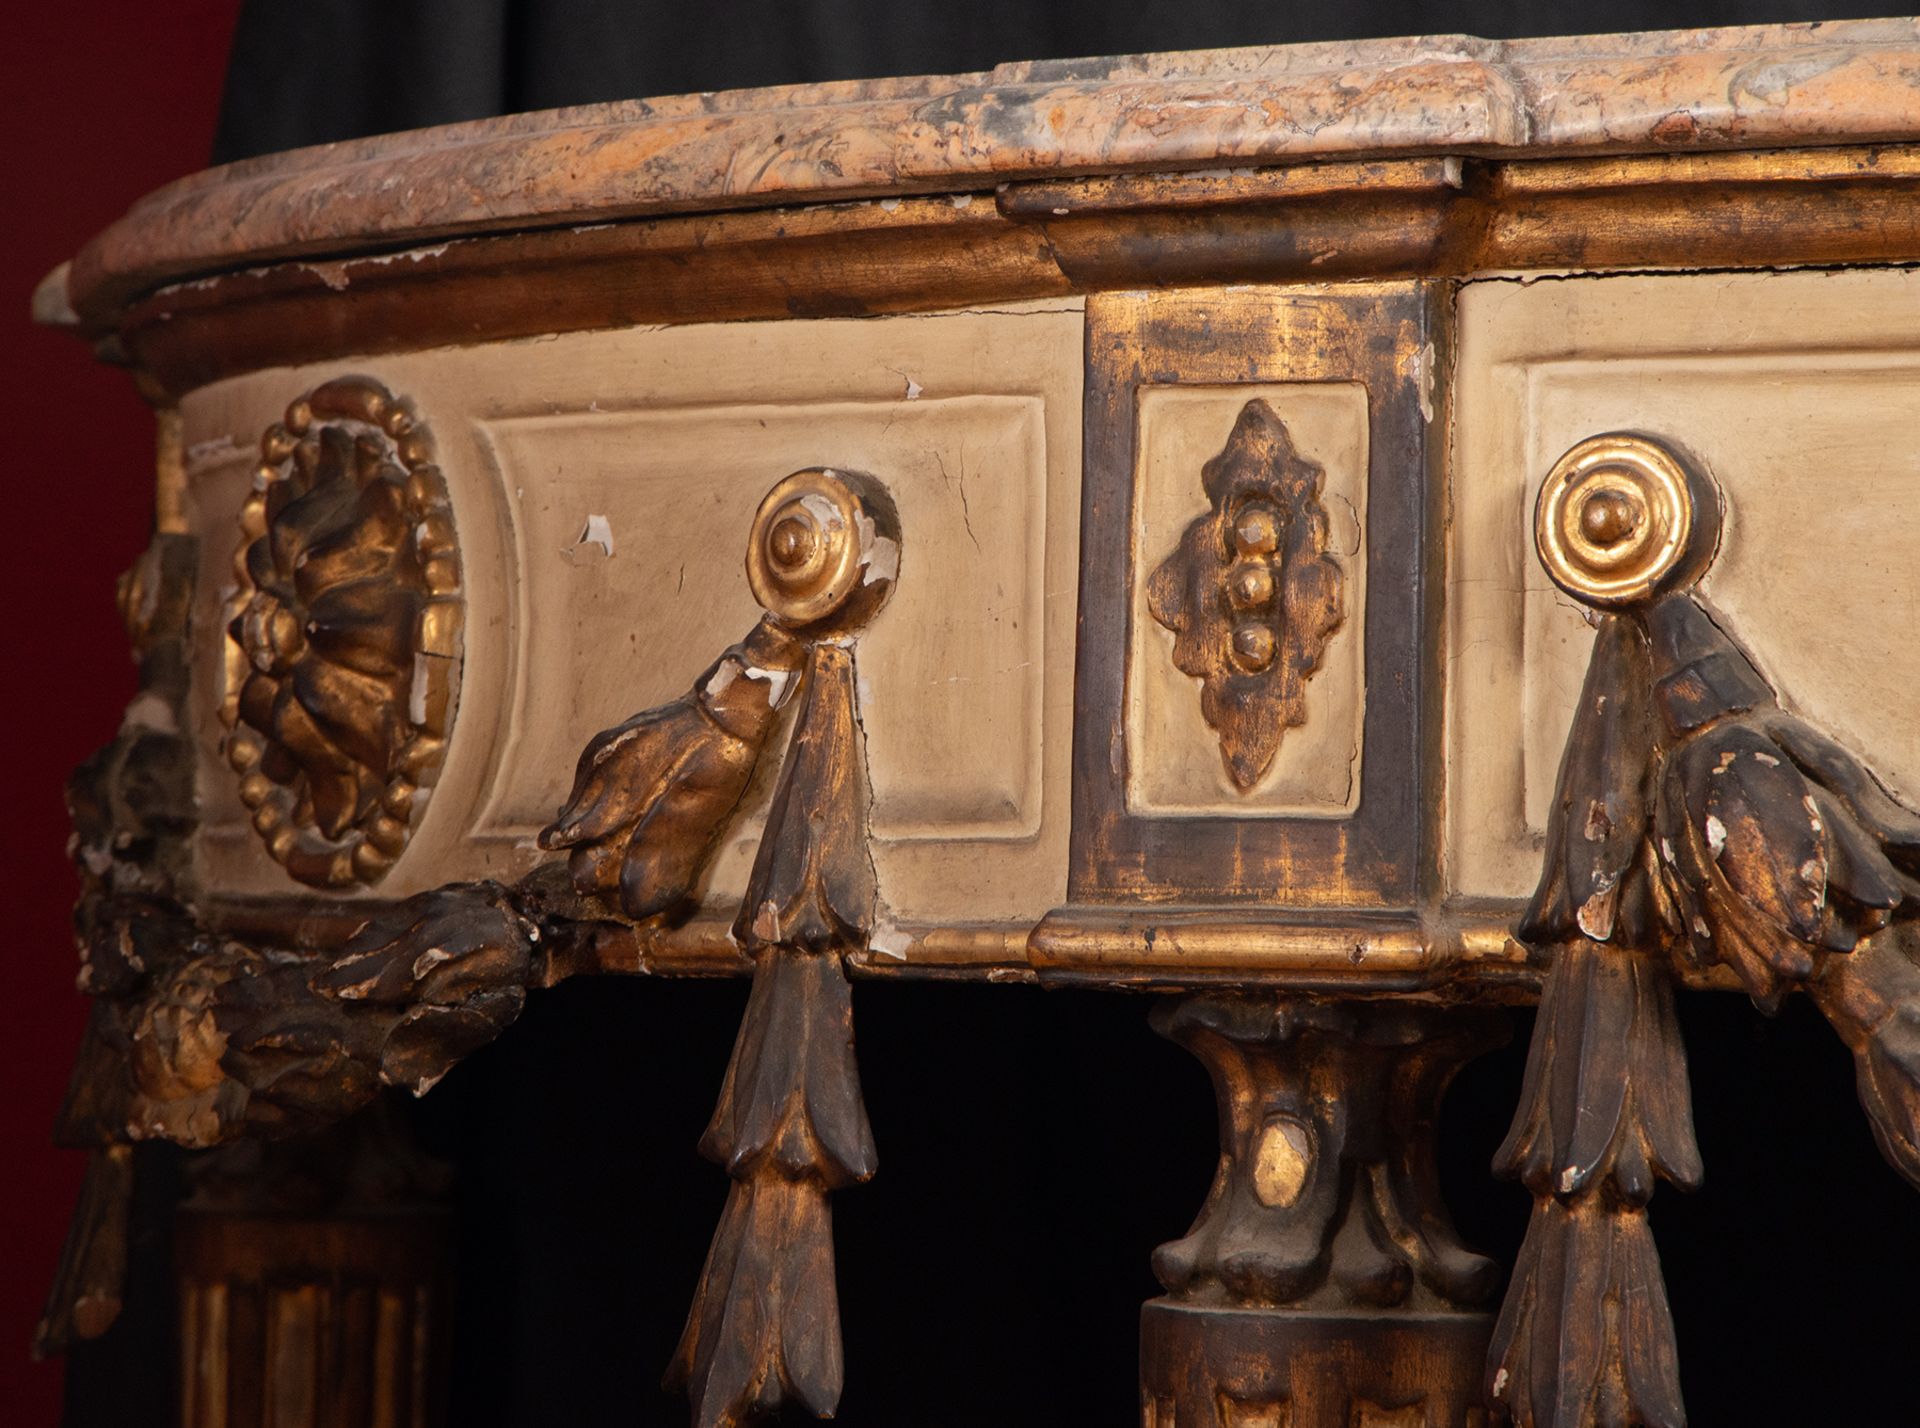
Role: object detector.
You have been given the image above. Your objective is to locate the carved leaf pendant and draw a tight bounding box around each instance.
[539,618,806,922]
[668,1175,847,1428]
[672,639,878,1427]
[1488,1198,1686,1428]
[734,644,876,954]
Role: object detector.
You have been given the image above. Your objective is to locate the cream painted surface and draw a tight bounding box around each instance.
[1127,383,1369,815]
[180,300,1084,922]
[1449,268,1920,900]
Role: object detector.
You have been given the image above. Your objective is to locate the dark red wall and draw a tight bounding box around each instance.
[1,4,241,1421]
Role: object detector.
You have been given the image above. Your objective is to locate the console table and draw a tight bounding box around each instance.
[36,19,1920,1427]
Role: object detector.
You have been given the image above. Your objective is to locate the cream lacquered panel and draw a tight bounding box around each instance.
[180,300,1084,923]
[1448,267,1920,901]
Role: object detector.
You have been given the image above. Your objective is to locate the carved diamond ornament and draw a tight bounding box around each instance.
[1146,399,1346,789]
[220,377,462,887]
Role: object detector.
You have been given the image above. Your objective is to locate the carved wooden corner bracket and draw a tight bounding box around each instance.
[41,463,902,1428]
[1488,434,1920,1428]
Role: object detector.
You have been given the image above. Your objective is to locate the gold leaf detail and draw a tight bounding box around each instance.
[1146,400,1344,790]
[220,377,462,888]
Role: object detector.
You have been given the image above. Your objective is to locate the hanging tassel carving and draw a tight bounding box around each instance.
[1494,431,1920,1425]
[1489,615,1701,1428]
[1488,437,1716,1427]
[664,469,899,1428]
[668,646,880,1425]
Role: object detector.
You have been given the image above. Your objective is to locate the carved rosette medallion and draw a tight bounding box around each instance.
[1146,399,1345,789]
[220,377,462,887]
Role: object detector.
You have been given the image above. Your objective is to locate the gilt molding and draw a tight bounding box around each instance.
[57,21,1920,329]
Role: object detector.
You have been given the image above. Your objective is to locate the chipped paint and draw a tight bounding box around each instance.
[410,652,431,725]
[184,434,242,465]
[743,664,793,706]
[576,513,615,556]
[861,535,899,586]
[120,692,178,735]
[869,924,912,961]
[1704,813,1727,857]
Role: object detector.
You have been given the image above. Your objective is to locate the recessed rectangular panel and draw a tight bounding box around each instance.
[1449,267,1920,901]
[478,396,1047,844]
[1128,383,1369,816]
[177,301,1083,924]
[1073,283,1438,908]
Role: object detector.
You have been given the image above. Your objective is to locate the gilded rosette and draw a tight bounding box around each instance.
[220,377,462,887]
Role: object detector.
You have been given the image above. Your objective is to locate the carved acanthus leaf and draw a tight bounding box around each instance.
[668,947,874,1425]
[668,1176,847,1428]
[1812,924,1920,1189]
[1646,597,1920,1008]
[1496,941,1701,1205]
[90,882,539,1149]
[1146,399,1345,790]
[307,879,539,1095]
[540,617,806,922]
[1490,1198,1685,1428]
[699,950,877,1188]
[733,645,876,955]
[1521,614,1662,948]
[32,1146,132,1360]
[1489,941,1697,1428]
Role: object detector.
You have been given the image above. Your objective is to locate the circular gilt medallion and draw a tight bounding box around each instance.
[1534,433,1721,608]
[220,377,462,887]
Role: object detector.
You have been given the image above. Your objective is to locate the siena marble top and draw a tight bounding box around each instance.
[56,19,1920,322]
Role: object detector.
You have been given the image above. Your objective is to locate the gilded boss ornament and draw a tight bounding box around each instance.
[220,377,462,887]
[1533,432,1721,607]
[746,467,901,632]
